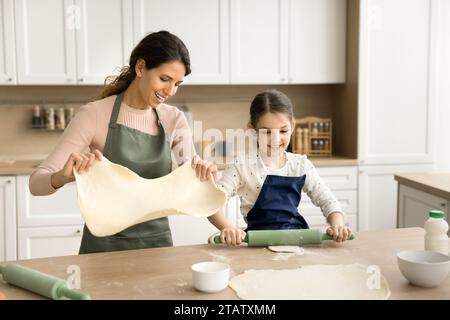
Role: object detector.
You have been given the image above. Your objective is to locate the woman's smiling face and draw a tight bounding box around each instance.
[254,112,293,157]
[136,60,186,107]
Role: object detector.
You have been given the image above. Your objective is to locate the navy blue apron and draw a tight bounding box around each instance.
[246,174,309,230]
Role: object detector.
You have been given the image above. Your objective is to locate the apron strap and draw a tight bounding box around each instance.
[108,93,124,125]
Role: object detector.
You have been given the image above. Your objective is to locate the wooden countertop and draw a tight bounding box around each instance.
[395,173,450,200]
[0,160,42,175]
[0,156,358,175]
[1,228,449,300]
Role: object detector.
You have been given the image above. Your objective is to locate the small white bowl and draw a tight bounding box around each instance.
[192,261,230,293]
[397,250,450,288]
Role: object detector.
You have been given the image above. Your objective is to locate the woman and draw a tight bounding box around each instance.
[29,31,216,254]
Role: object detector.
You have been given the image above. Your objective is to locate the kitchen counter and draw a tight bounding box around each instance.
[395,173,450,200]
[1,228,449,300]
[0,156,358,175]
[0,159,42,175]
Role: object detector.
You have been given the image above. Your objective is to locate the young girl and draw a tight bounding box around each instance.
[208,89,352,245]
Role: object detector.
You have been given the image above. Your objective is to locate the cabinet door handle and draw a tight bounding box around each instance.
[7,77,12,82]
[74,229,81,235]
[78,78,84,83]
[5,179,12,184]
[441,203,447,207]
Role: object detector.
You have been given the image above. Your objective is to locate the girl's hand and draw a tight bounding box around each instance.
[52,150,103,188]
[326,224,352,243]
[220,228,246,246]
[191,155,218,182]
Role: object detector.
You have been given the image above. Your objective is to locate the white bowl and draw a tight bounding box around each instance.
[397,250,450,288]
[192,261,230,293]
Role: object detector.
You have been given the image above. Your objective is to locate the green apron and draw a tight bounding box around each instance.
[79,93,173,254]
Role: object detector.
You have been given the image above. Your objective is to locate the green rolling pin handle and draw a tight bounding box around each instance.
[57,286,91,300]
[322,233,355,241]
[213,234,248,244]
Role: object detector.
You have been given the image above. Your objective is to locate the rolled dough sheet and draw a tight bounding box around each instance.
[267,246,305,254]
[229,264,391,300]
[74,157,227,237]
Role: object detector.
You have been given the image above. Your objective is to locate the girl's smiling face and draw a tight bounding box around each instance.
[254,112,293,157]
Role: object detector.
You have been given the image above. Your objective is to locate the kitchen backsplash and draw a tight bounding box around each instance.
[0,85,338,160]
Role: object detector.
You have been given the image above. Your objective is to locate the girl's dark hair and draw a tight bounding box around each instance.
[99,30,191,99]
[249,89,294,127]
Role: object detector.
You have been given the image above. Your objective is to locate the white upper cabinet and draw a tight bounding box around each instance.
[230,0,289,84]
[11,0,347,85]
[0,0,16,84]
[358,0,436,164]
[75,0,133,84]
[289,0,346,83]
[14,0,132,85]
[133,0,229,84]
[15,0,77,84]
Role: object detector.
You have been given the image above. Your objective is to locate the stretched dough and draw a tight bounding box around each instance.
[229,264,391,300]
[74,157,227,237]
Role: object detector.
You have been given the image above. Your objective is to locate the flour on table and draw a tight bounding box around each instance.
[229,264,391,300]
[267,246,305,254]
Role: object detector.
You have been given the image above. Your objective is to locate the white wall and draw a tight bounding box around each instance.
[435,0,450,172]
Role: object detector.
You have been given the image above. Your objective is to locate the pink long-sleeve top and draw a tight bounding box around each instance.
[29,95,196,196]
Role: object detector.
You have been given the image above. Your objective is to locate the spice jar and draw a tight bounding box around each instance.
[46,107,55,130]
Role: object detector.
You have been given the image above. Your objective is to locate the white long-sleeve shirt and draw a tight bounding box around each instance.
[217,152,343,219]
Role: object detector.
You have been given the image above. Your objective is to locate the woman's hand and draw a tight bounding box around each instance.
[220,228,246,246]
[51,149,103,189]
[326,211,352,243]
[191,155,218,182]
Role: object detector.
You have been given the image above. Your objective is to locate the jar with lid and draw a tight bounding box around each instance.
[311,122,319,136]
[424,210,449,255]
[55,107,66,130]
[312,139,319,151]
[46,107,55,130]
[32,105,42,129]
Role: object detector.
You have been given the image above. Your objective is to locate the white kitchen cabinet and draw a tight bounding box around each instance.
[358,0,437,165]
[133,0,229,84]
[17,225,84,259]
[397,184,449,231]
[289,0,346,83]
[230,0,289,84]
[357,0,438,232]
[0,0,16,84]
[15,0,132,84]
[16,176,83,227]
[358,164,434,231]
[300,166,358,231]
[75,0,133,84]
[0,176,17,261]
[15,0,77,84]
[16,175,83,259]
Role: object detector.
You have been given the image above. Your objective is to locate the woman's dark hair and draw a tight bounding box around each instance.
[249,89,294,127]
[99,30,191,99]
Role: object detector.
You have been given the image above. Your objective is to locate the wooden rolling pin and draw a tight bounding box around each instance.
[0,264,91,300]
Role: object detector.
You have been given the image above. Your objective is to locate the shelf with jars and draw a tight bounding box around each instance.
[31,105,74,131]
[292,116,332,157]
